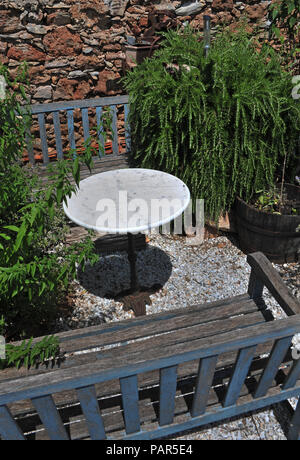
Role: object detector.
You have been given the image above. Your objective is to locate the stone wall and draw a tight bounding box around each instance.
[0,0,272,104]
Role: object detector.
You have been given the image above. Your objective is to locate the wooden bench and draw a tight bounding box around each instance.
[23,95,131,170]
[0,252,300,440]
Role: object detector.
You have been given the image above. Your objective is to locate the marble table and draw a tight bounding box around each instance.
[63,168,190,315]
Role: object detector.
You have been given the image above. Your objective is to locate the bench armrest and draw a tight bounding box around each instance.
[247,252,300,316]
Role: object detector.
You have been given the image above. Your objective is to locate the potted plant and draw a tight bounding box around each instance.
[124,35,162,70]
[123,25,300,246]
[235,172,300,264]
[234,0,300,263]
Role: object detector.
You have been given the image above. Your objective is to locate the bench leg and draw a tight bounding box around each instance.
[248,269,264,299]
[288,398,300,440]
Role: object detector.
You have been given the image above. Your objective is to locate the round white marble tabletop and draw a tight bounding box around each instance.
[63,168,190,234]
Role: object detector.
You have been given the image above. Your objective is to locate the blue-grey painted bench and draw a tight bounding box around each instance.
[0,252,300,440]
[23,95,131,180]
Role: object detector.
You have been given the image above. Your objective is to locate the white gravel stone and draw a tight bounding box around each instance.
[58,233,298,330]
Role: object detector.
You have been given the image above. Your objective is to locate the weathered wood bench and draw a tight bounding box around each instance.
[0,252,300,440]
[23,95,131,170]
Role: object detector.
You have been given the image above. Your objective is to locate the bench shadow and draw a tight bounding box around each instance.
[77,243,173,299]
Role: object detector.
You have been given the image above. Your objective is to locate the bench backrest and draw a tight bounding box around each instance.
[0,315,300,440]
[23,95,130,165]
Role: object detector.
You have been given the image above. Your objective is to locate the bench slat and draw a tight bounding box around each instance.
[248,269,264,299]
[254,336,293,398]
[111,105,119,156]
[159,365,178,426]
[25,127,35,165]
[31,395,69,440]
[119,374,140,434]
[288,397,300,440]
[191,355,218,417]
[52,111,63,159]
[81,108,90,144]
[282,358,300,390]
[30,155,129,189]
[53,293,250,341]
[124,103,131,153]
[247,253,300,316]
[58,297,259,355]
[93,311,265,365]
[0,405,26,440]
[67,109,76,155]
[29,95,129,115]
[76,385,106,440]
[223,345,257,407]
[37,113,49,165]
[96,106,105,157]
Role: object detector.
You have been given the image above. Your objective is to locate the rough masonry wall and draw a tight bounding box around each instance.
[0,0,272,104]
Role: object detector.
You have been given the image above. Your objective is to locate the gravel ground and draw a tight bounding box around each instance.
[56,231,300,440]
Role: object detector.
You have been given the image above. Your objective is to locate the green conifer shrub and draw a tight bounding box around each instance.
[124,27,300,222]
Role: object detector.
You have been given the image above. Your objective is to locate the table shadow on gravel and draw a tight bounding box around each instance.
[76,244,173,312]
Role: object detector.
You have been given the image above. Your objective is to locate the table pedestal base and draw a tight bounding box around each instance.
[117,284,161,317]
[113,233,162,317]
[121,290,151,317]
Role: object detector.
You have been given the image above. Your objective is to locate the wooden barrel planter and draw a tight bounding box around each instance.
[235,184,300,264]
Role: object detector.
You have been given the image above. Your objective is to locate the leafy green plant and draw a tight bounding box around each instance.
[0,316,5,336]
[124,26,300,222]
[0,335,60,370]
[253,187,299,215]
[0,63,100,341]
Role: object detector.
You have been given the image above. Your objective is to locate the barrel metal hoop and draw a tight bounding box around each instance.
[235,214,300,238]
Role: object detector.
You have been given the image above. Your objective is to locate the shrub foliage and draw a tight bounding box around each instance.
[0,63,98,341]
[124,27,300,222]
